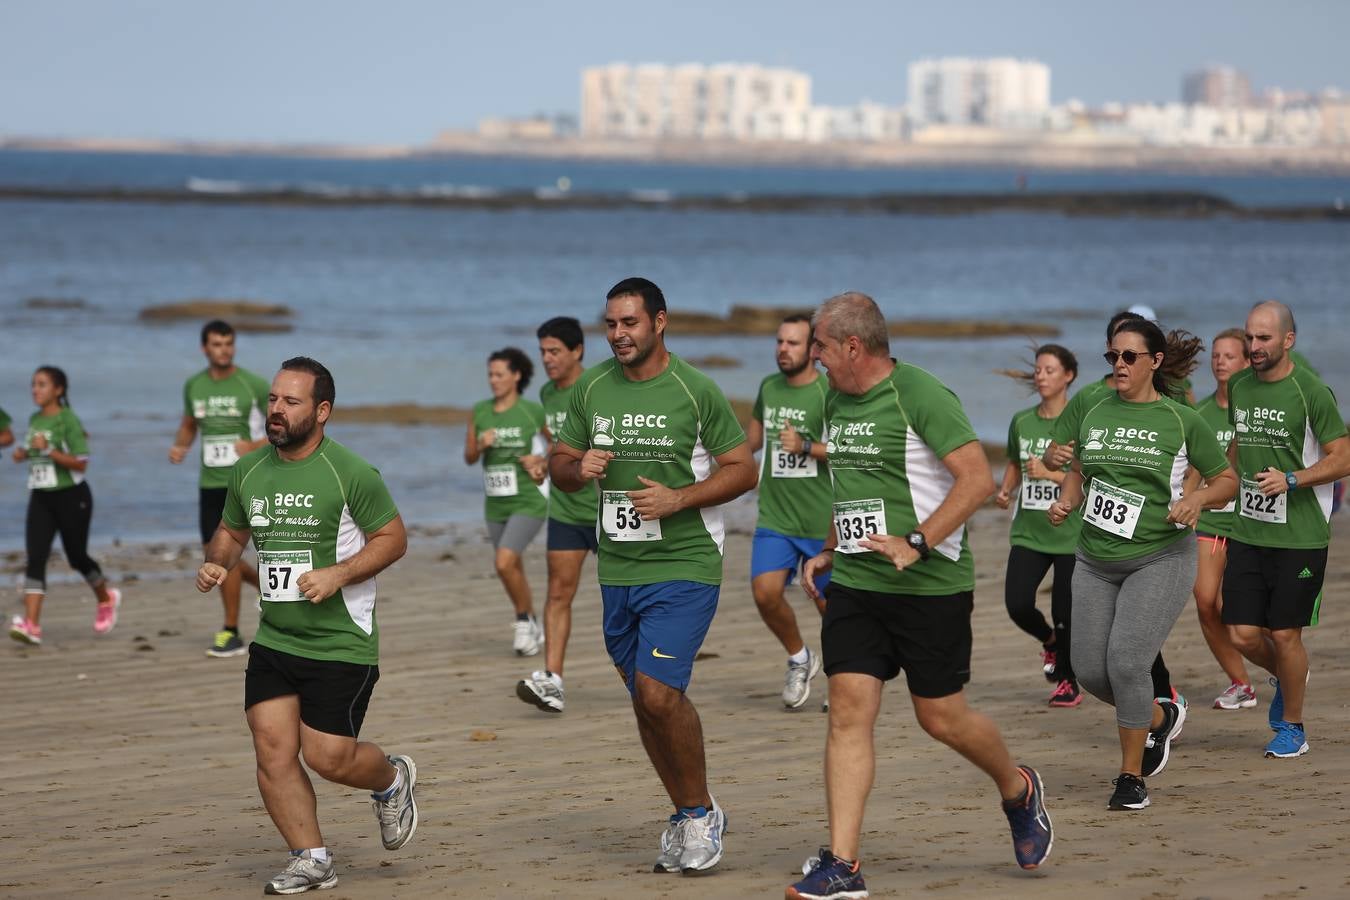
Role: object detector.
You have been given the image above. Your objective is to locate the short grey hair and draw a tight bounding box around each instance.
[811,291,889,356]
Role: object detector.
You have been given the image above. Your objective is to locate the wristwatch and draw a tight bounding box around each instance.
[905,530,931,561]
[802,438,813,455]
[1285,471,1299,492]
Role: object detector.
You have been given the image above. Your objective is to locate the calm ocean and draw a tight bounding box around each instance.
[2,149,1347,547]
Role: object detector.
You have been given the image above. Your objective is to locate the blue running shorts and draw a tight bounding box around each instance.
[750,527,831,596]
[600,580,720,694]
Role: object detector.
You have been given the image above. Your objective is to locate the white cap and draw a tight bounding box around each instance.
[1126,304,1157,322]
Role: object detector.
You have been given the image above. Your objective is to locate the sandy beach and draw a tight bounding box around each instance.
[3,503,1348,899]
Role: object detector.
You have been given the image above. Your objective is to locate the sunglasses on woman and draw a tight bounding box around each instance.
[1103,349,1153,366]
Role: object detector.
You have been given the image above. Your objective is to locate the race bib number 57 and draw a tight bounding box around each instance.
[258,549,314,602]
[832,498,887,554]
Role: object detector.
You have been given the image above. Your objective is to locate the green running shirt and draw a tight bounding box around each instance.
[556,354,746,586]
[223,437,400,665]
[23,407,89,492]
[1194,392,1238,538]
[183,367,270,489]
[540,378,597,526]
[826,363,978,596]
[1072,394,1229,561]
[1006,404,1080,555]
[751,372,832,540]
[471,397,548,522]
[1227,365,1346,550]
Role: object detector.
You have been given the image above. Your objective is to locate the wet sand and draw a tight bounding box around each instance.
[4,507,1349,898]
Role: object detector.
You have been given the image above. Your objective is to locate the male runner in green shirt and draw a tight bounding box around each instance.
[1223,300,1350,759]
[787,292,1051,900]
[196,357,417,894]
[171,320,270,657]
[550,278,757,875]
[745,314,833,709]
[518,316,599,713]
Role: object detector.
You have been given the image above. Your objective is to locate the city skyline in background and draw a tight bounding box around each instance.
[3,0,1349,145]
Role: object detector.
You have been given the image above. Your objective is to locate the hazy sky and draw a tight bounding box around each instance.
[3,0,1347,144]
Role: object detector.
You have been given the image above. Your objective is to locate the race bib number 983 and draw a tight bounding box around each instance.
[1082,479,1145,540]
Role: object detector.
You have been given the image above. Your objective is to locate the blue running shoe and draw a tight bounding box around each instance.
[1002,765,1053,869]
[1268,677,1283,730]
[1265,721,1309,758]
[787,849,868,899]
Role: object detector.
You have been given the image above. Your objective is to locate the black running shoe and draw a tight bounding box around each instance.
[1141,699,1184,777]
[1108,773,1149,810]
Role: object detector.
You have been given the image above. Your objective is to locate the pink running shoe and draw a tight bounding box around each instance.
[10,616,42,645]
[1040,647,1058,682]
[94,587,122,634]
[1049,679,1083,707]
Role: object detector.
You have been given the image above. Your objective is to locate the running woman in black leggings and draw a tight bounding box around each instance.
[9,366,123,645]
[996,344,1083,706]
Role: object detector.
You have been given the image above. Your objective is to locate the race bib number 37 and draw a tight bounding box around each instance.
[258,549,314,602]
[202,435,240,468]
[832,498,887,554]
[1239,477,1287,524]
[1083,479,1145,540]
[602,490,662,542]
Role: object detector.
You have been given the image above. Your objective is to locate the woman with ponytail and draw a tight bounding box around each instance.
[1048,320,1236,811]
[10,366,123,645]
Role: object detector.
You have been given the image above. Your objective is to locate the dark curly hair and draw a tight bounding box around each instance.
[489,347,534,393]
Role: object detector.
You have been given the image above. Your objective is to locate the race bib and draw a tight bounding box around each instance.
[483,464,518,497]
[202,435,240,468]
[1083,479,1145,539]
[258,549,314,602]
[770,442,817,479]
[27,460,58,490]
[832,498,887,554]
[1239,477,1287,524]
[1019,478,1060,511]
[601,490,662,542]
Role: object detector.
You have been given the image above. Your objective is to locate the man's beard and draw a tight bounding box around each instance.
[268,411,318,448]
[778,355,810,377]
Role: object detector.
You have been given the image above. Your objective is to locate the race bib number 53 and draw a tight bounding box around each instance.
[832,498,887,554]
[602,491,662,542]
[1083,479,1145,539]
[258,549,314,602]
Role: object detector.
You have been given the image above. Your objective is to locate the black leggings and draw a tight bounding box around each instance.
[1004,545,1076,681]
[1004,546,1173,695]
[25,482,103,593]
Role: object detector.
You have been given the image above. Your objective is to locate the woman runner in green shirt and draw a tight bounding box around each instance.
[1186,328,1256,710]
[995,344,1083,707]
[464,347,550,656]
[1048,320,1236,811]
[9,367,124,645]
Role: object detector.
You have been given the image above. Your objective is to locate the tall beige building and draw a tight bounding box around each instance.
[581,63,812,140]
[1182,66,1253,109]
[907,57,1051,128]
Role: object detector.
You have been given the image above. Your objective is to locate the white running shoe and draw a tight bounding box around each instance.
[516,670,565,712]
[372,755,418,850]
[782,648,822,709]
[1213,681,1257,710]
[264,852,337,894]
[512,617,543,656]
[677,797,726,873]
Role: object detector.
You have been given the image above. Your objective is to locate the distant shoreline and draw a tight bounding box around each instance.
[5,132,1350,176]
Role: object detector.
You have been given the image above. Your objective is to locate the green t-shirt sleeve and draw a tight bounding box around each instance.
[347,463,399,533]
[63,408,90,456]
[1307,382,1348,446]
[250,372,271,408]
[912,382,977,459]
[182,378,194,419]
[1005,415,1019,462]
[470,401,490,442]
[1051,391,1082,446]
[0,406,10,431]
[558,380,590,451]
[699,382,746,456]
[1184,408,1229,480]
[222,461,247,529]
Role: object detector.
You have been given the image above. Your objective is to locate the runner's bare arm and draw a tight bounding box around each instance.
[169,414,197,464]
[802,520,837,603]
[464,424,483,465]
[549,440,611,491]
[995,461,1020,508]
[1168,466,1237,527]
[0,425,13,448]
[297,515,408,604]
[1254,434,1350,495]
[198,521,251,591]
[629,439,757,520]
[745,418,763,455]
[1048,465,1085,526]
[1042,439,1074,469]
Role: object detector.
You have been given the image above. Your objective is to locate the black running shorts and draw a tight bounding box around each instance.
[199,487,229,545]
[244,642,380,738]
[1221,540,1326,630]
[821,583,973,698]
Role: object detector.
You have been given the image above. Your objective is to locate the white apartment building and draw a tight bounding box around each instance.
[907,57,1051,128]
[581,63,812,140]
